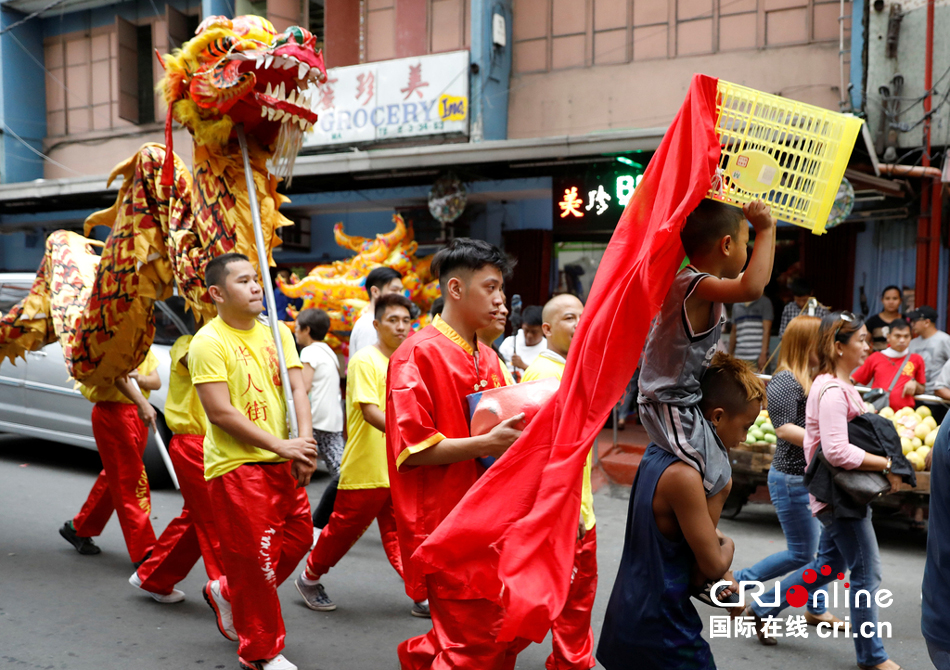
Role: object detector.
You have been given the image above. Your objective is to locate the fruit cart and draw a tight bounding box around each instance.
[722,382,940,526]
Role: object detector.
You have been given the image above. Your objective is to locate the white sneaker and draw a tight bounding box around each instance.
[239,654,297,670]
[128,571,185,604]
[202,579,237,641]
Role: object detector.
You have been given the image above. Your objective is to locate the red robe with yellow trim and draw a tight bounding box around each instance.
[413,74,723,642]
[385,316,508,601]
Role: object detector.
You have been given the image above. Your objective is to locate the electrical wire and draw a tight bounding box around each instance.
[0,0,70,35]
[0,121,83,175]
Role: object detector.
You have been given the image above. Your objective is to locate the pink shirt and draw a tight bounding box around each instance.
[804,373,868,515]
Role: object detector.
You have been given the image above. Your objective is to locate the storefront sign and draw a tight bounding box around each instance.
[304,50,470,147]
[553,168,646,230]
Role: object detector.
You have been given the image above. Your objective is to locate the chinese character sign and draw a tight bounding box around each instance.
[552,171,646,231]
[304,50,470,147]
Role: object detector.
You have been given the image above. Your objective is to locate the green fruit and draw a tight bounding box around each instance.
[763,433,777,444]
[750,429,765,441]
[754,416,766,427]
[761,422,775,434]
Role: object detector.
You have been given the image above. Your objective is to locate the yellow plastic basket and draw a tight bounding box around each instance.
[708,80,864,235]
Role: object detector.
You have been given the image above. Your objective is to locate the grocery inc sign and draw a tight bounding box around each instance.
[304,50,470,147]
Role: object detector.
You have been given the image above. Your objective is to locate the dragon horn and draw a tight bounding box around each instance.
[154,49,166,70]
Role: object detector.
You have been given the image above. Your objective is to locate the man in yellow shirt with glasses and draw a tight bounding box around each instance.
[296,294,427,616]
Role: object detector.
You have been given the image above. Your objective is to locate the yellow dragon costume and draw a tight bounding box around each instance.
[277,213,441,348]
[0,15,327,387]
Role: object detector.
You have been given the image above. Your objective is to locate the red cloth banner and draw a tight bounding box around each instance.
[413,73,723,642]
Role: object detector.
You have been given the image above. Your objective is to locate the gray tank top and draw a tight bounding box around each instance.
[638,266,724,405]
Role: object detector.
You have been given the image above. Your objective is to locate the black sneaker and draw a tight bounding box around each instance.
[59,521,101,555]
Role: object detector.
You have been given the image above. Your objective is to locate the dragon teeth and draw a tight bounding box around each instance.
[298,117,307,130]
[265,83,273,97]
[274,110,285,121]
[287,90,297,105]
[298,63,309,79]
[261,107,268,117]
[278,82,286,100]
[264,55,274,69]
[268,108,276,120]
[283,58,296,70]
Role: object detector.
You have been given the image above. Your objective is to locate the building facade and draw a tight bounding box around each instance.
[1,0,942,322]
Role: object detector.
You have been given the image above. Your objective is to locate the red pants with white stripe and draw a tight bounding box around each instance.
[136,434,224,594]
[546,526,598,670]
[210,461,312,662]
[398,575,532,670]
[72,402,155,563]
[304,487,404,583]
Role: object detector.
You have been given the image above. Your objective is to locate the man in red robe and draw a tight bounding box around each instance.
[386,238,528,669]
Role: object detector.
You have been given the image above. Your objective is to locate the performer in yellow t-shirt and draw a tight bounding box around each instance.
[190,253,317,670]
[132,332,227,605]
[60,348,161,565]
[296,294,426,615]
[521,294,597,670]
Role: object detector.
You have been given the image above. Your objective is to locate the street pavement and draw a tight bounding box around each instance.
[0,434,933,669]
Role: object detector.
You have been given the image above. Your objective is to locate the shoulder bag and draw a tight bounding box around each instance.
[817,383,891,506]
[862,354,909,412]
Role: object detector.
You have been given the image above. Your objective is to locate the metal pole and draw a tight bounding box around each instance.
[153,427,180,490]
[131,377,180,490]
[235,124,299,439]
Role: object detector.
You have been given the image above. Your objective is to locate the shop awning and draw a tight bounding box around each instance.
[0,128,667,212]
[292,128,668,178]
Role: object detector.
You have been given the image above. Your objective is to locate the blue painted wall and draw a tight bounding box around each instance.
[202,0,233,20]
[0,232,46,270]
[470,0,512,141]
[847,219,945,325]
[0,6,47,183]
[850,0,865,111]
[41,0,202,38]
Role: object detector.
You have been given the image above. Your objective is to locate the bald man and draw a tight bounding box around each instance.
[522,294,597,670]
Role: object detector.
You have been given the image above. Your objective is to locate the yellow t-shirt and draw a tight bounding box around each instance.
[499,360,516,386]
[340,345,390,490]
[189,316,302,480]
[164,335,208,436]
[522,351,596,531]
[80,350,160,404]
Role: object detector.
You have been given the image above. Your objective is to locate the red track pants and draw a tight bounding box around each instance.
[210,461,312,662]
[398,575,532,670]
[304,487,404,583]
[546,526,598,670]
[72,402,155,563]
[136,434,224,594]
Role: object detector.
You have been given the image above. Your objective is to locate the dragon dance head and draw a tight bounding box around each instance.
[161,15,327,179]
